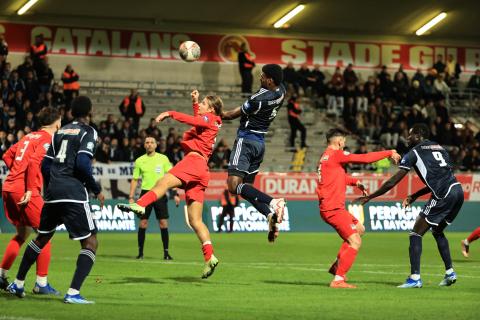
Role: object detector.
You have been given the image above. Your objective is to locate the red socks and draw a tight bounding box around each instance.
[202,241,213,262]
[0,235,24,270]
[337,242,349,259]
[336,246,358,277]
[36,241,51,277]
[137,191,158,207]
[467,227,480,243]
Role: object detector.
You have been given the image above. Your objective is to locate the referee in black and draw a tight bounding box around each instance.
[129,136,180,260]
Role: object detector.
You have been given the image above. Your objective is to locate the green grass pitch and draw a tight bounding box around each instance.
[0,232,478,320]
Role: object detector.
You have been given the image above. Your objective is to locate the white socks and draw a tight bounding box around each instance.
[0,268,7,278]
[410,274,421,280]
[445,268,454,275]
[334,275,344,281]
[36,276,47,287]
[464,239,469,246]
[14,279,25,288]
[67,288,80,295]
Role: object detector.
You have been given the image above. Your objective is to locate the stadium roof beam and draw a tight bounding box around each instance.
[273,4,305,29]
[17,0,39,15]
[415,12,447,36]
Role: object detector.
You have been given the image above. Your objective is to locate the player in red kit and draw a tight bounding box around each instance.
[317,129,400,288]
[461,227,480,258]
[0,107,61,294]
[118,90,223,278]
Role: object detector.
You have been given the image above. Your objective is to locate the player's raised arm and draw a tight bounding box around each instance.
[191,89,199,116]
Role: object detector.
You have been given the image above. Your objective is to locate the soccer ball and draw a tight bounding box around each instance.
[179,41,201,62]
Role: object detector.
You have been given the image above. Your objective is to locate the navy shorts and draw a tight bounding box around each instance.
[38,202,97,240]
[140,190,169,220]
[420,183,464,226]
[228,137,265,183]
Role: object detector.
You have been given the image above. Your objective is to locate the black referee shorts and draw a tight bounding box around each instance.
[38,202,97,240]
[140,190,169,220]
[228,137,265,183]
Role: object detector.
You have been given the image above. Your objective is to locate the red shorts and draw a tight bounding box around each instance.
[321,209,359,241]
[2,191,44,228]
[169,153,210,204]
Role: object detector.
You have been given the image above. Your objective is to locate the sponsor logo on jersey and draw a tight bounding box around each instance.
[43,143,50,151]
[203,115,209,122]
[343,151,350,155]
[58,128,81,135]
[86,142,94,150]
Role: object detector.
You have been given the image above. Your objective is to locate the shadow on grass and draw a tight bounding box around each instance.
[110,277,164,285]
[167,276,205,284]
[262,280,325,286]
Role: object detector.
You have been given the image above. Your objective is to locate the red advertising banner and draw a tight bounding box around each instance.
[1,21,479,72]
[207,172,478,202]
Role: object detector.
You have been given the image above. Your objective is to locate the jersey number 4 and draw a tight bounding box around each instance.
[56,140,68,163]
[432,151,447,167]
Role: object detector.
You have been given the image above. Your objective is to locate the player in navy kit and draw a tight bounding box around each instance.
[221,64,287,242]
[355,123,463,288]
[7,96,105,304]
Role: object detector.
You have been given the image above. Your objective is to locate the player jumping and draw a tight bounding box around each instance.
[117,90,223,278]
[7,96,105,304]
[221,64,287,242]
[0,107,61,295]
[461,227,480,258]
[356,123,463,288]
[317,128,400,288]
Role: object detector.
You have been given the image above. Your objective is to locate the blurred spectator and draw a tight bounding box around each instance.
[217,188,239,233]
[330,67,344,87]
[51,83,65,108]
[467,69,480,93]
[283,62,299,95]
[1,62,11,80]
[433,74,451,100]
[237,43,255,94]
[394,65,409,87]
[287,95,307,149]
[411,68,426,89]
[37,57,54,94]
[343,63,358,85]
[311,64,326,97]
[17,57,35,81]
[377,65,390,86]
[445,54,462,80]
[61,64,80,108]
[24,71,40,111]
[9,71,25,93]
[433,54,446,74]
[30,34,48,75]
[298,64,315,96]
[119,89,145,131]
[0,34,8,65]
[95,141,110,163]
[209,140,230,169]
[372,146,392,173]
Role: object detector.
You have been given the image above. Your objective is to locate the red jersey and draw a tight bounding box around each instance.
[316,148,393,211]
[169,103,222,159]
[2,130,52,196]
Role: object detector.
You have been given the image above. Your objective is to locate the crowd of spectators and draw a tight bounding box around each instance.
[283,55,480,172]
[1,30,480,172]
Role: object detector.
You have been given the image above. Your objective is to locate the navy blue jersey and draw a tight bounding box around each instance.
[238,84,286,137]
[399,140,459,199]
[44,121,98,203]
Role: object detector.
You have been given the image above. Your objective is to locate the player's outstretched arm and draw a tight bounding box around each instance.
[354,169,408,204]
[221,107,242,120]
[157,111,217,129]
[338,149,400,164]
[403,187,430,208]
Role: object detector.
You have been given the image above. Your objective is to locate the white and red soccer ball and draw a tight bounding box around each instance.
[179,41,201,62]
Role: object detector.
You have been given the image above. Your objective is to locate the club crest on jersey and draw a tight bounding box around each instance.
[343,151,350,155]
[43,143,50,151]
[87,142,95,151]
[203,115,209,122]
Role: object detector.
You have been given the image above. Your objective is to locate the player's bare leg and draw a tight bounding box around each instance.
[462,227,480,258]
[187,201,218,278]
[0,226,31,290]
[329,223,364,279]
[118,173,182,217]
[330,233,361,289]
[227,175,284,242]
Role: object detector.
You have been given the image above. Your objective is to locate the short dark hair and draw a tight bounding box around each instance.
[262,64,283,85]
[71,96,92,118]
[411,123,430,139]
[326,128,348,143]
[37,107,61,127]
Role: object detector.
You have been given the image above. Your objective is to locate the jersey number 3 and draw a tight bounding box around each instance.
[432,151,447,167]
[56,140,68,163]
